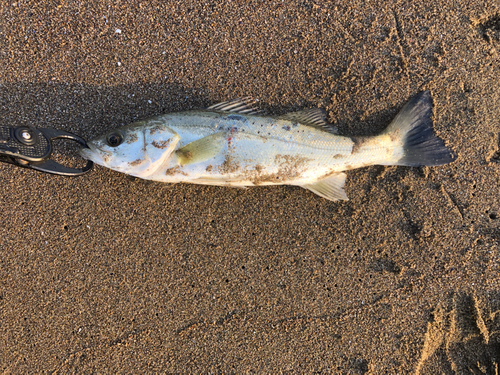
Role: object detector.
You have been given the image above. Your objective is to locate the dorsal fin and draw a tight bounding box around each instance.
[279,108,338,134]
[207,97,261,115]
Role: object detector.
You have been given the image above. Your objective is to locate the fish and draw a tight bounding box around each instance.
[79,91,456,201]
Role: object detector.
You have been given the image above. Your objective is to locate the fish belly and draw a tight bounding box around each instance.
[150,124,380,186]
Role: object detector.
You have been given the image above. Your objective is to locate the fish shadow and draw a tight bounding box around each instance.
[0,81,417,141]
[0,81,216,140]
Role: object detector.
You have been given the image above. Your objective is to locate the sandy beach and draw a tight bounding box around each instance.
[0,0,499,373]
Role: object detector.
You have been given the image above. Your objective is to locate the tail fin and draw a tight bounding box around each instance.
[385,91,456,167]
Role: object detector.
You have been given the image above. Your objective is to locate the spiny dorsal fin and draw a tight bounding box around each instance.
[300,172,348,201]
[208,97,261,115]
[279,108,338,134]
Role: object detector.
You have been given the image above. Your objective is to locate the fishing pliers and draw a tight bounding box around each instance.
[0,125,93,176]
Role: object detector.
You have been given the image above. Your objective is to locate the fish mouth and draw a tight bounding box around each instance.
[78,145,93,160]
[79,143,111,166]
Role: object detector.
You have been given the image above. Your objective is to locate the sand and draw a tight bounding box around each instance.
[0,0,499,373]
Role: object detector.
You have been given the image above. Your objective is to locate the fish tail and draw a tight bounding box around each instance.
[384,91,456,167]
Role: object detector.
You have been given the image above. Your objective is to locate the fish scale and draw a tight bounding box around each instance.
[80,92,456,201]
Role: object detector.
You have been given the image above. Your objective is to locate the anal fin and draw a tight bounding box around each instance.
[300,173,348,201]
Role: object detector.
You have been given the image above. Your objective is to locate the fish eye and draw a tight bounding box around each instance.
[106,131,124,147]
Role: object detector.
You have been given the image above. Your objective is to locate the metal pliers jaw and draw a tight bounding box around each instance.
[0,126,93,176]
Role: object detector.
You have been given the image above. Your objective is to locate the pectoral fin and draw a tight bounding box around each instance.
[300,173,348,201]
[176,133,226,166]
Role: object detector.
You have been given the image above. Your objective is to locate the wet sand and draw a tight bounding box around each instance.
[0,0,499,373]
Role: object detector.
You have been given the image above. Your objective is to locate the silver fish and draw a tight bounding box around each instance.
[80,91,456,201]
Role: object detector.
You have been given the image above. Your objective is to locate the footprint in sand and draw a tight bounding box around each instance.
[416,292,500,374]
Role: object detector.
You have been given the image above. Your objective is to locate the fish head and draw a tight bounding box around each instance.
[80,120,180,177]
